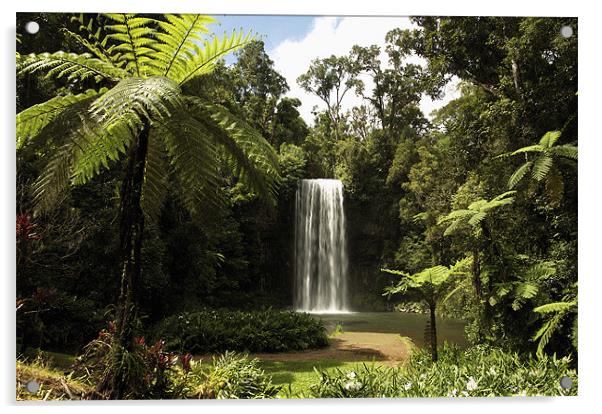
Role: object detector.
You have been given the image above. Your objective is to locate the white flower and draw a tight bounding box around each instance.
[420,373,427,380]
[404,382,412,391]
[344,381,362,392]
[466,377,478,391]
[450,388,458,397]
[488,367,496,376]
[346,371,357,379]
[461,391,469,397]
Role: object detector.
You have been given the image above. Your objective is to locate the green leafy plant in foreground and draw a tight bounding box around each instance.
[310,344,577,398]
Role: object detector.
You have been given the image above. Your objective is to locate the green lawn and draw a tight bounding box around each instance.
[259,359,386,398]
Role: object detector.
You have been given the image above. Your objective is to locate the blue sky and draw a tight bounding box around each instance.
[210,15,316,55]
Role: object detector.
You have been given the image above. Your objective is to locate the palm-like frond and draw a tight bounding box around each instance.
[16,89,105,149]
[550,144,578,160]
[531,155,553,182]
[90,76,184,130]
[510,144,543,156]
[104,14,157,76]
[189,99,280,203]
[178,29,254,85]
[151,14,215,78]
[159,113,222,214]
[17,52,129,82]
[141,130,170,220]
[539,130,561,148]
[508,161,532,189]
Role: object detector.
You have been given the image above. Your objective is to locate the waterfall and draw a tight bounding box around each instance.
[294,179,349,313]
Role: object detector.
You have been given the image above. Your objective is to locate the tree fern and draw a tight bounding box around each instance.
[104,14,157,76]
[501,131,577,203]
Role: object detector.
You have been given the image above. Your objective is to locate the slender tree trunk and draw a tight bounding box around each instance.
[99,126,150,399]
[428,300,438,362]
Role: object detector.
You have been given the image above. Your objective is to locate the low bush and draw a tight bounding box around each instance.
[310,343,577,398]
[152,309,329,354]
[171,352,281,399]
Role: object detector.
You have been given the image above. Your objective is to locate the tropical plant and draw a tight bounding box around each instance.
[502,130,577,204]
[437,191,516,337]
[533,296,577,358]
[16,13,280,398]
[382,258,469,361]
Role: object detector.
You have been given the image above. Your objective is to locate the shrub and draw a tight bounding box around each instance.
[152,308,329,354]
[310,343,577,398]
[171,352,281,399]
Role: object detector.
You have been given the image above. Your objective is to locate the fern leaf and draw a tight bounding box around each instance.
[533,301,576,314]
[152,14,215,78]
[545,166,564,205]
[17,52,129,82]
[141,131,170,221]
[539,130,561,148]
[550,144,578,160]
[531,155,553,182]
[188,98,280,204]
[508,161,532,189]
[178,29,254,84]
[105,14,157,76]
[90,76,184,129]
[17,89,105,149]
[510,144,543,156]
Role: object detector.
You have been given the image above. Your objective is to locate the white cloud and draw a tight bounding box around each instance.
[270,16,461,125]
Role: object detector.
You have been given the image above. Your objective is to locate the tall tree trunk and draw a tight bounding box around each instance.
[428,300,438,362]
[99,126,150,399]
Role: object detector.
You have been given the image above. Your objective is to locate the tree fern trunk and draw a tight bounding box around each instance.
[101,125,150,399]
[428,300,438,362]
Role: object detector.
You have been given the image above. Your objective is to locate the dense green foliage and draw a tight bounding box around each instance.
[310,344,577,398]
[152,309,329,354]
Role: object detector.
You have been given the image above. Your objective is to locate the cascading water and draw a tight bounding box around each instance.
[294,179,349,313]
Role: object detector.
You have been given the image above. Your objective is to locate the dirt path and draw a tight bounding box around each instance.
[247,332,413,365]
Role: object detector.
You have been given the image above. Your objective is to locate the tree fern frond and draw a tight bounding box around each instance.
[437,209,472,224]
[533,301,576,314]
[508,161,532,189]
[190,99,280,204]
[532,155,553,181]
[160,113,223,214]
[105,14,157,76]
[141,130,170,221]
[17,52,129,82]
[550,144,578,160]
[533,312,564,359]
[17,89,105,149]
[545,166,564,205]
[70,117,135,185]
[539,130,561,148]
[178,29,254,84]
[90,76,184,129]
[151,14,215,78]
[32,143,76,215]
[510,144,543,156]
[467,211,487,227]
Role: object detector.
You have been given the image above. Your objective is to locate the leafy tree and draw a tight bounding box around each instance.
[297,55,362,141]
[16,13,280,398]
[502,130,577,204]
[533,298,577,358]
[383,259,469,361]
